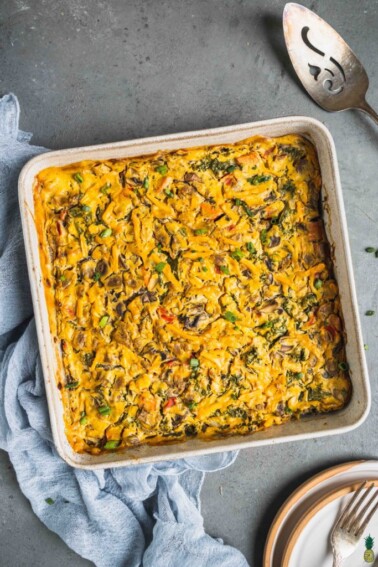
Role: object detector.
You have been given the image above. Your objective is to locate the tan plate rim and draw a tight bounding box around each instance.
[263,460,364,566]
[281,478,378,567]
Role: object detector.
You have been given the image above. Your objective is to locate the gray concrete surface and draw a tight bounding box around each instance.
[1,0,378,565]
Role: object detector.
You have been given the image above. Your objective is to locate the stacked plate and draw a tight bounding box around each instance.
[264,461,378,566]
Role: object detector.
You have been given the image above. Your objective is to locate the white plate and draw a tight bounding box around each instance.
[284,480,378,566]
[264,460,378,567]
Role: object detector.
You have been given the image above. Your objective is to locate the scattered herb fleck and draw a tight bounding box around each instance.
[223,311,239,323]
[155,164,168,175]
[189,358,200,369]
[73,173,83,183]
[247,174,271,185]
[99,315,109,328]
[155,262,166,273]
[104,440,120,449]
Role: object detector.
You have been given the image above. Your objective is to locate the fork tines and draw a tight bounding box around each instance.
[336,481,378,538]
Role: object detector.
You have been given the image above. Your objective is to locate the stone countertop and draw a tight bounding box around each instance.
[1,1,377,565]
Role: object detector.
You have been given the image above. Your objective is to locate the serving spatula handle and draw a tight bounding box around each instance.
[358,99,378,126]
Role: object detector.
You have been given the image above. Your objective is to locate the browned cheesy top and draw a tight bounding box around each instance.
[34,134,351,454]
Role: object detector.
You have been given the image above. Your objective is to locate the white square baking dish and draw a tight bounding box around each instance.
[18,116,370,469]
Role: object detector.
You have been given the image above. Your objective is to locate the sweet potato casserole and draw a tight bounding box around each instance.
[34,134,351,454]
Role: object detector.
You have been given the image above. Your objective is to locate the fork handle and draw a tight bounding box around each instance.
[358,99,378,126]
[332,549,343,567]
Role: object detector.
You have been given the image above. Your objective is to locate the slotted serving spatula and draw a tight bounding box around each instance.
[283,2,378,125]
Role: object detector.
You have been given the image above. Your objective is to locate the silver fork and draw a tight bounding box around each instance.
[331,481,378,567]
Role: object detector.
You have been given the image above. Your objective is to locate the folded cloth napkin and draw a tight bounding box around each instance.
[0,93,249,567]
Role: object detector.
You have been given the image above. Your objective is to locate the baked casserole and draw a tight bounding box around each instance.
[34,134,352,454]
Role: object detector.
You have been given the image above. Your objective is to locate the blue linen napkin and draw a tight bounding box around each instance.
[0,93,249,567]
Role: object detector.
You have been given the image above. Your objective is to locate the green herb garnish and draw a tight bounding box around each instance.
[234,198,254,217]
[220,265,230,275]
[314,278,323,290]
[104,440,120,449]
[230,248,244,261]
[80,412,87,426]
[143,177,149,189]
[99,315,109,328]
[82,204,91,212]
[155,262,166,273]
[365,247,375,253]
[155,164,168,175]
[73,173,83,183]
[100,182,111,194]
[98,405,111,416]
[189,358,200,369]
[247,174,271,185]
[65,381,79,389]
[338,362,349,371]
[194,228,208,235]
[223,311,239,323]
[165,189,174,198]
[246,242,256,255]
[260,229,268,245]
[93,272,101,282]
[45,498,55,505]
[100,228,112,238]
[366,310,375,316]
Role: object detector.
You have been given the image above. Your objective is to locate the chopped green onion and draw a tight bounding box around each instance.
[260,229,268,245]
[65,381,79,389]
[227,165,237,173]
[98,405,111,416]
[187,401,198,410]
[179,228,187,237]
[365,247,375,253]
[202,267,208,272]
[80,412,87,426]
[155,262,166,273]
[99,315,109,328]
[155,164,168,175]
[165,189,174,198]
[194,228,208,235]
[100,182,111,194]
[314,278,323,290]
[375,250,378,258]
[294,372,304,380]
[246,242,256,255]
[93,272,101,282]
[247,174,271,185]
[338,362,349,371]
[220,265,230,275]
[230,249,244,261]
[59,274,67,282]
[189,358,200,369]
[100,228,112,238]
[366,310,375,316]
[223,311,239,323]
[45,498,55,505]
[364,344,369,351]
[143,177,149,189]
[82,204,91,212]
[73,173,83,183]
[104,440,120,449]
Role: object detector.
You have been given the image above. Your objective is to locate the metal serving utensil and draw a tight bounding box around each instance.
[283,3,378,125]
[330,481,378,567]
